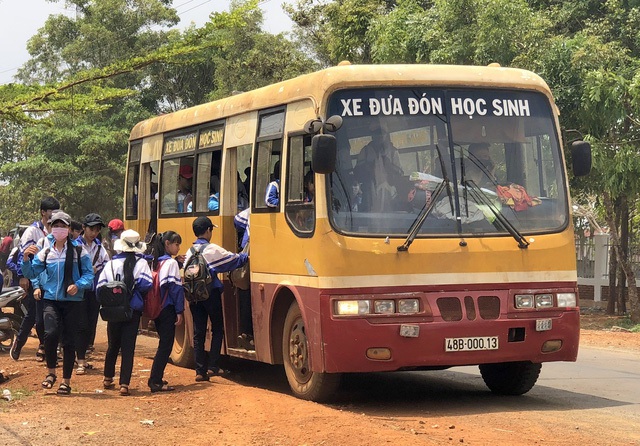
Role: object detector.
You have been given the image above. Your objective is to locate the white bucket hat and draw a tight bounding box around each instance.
[113,229,146,253]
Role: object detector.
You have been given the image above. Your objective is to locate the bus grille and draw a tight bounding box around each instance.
[478,296,500,319]
[436,296,500,321]
[437,297,462,321]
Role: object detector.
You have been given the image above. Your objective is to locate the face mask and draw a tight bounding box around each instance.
[51,227,69,242]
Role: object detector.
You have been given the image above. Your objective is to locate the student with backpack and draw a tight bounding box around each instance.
[97,229,152,396]
[146,231,185,392]
[10,196,60,363]
[21,211,95,396]
[185,216,248,381]
[74,213,110,374]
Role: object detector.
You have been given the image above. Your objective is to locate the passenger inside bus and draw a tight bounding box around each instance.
[177,165,193,212]
[353,121,404,212]
[265,161,281,208]
[467,143,496,188]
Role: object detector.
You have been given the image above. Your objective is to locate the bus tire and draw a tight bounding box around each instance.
[282,301,341,402]
[170,310,195,368]
[479,361,542,395]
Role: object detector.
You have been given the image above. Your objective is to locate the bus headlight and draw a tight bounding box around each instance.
[515,294,534,309]
[535,294,554,308]
[335,300,370,315]
[557,293,577,307]
[398,299,419,314]
[374,300,395,314]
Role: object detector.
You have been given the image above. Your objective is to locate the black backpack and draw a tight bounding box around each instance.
[183,245,212,303]
[97,262,132,322]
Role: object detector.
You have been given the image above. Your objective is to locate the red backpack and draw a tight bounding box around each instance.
[143,260,167,320]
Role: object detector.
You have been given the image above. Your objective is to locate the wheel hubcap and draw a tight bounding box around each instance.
[288,318,310,383]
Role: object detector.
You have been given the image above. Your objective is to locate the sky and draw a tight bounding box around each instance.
[0,0,293,85]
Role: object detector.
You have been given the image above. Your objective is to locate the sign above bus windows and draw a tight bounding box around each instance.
[198,126,224,150]
[164,131,197,156]
[332,89,539,119]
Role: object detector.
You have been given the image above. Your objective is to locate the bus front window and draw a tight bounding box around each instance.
[327,88,568,237]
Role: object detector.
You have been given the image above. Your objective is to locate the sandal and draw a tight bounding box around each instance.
[35,347,45,362]
[149,382,175,393]
[76,363,93,375]
[42,373,57,389]
[56,382,71,395]
[119,385,130,396]
[103,377,115,389]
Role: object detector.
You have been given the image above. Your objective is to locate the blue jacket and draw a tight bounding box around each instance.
[265,180,280,208]
[22,235,95,302]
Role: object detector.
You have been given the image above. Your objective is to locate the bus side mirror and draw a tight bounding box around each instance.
[312,134,337,174]
[571,141,591,177]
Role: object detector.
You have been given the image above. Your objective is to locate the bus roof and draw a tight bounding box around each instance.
[129,63,553,141]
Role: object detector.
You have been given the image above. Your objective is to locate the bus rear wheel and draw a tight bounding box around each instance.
[479,361,542,395]
[282,302,341,402]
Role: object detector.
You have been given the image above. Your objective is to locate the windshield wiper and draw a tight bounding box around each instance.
[464,180,530,249]
[398,180,447,252]
[398,144,453,252]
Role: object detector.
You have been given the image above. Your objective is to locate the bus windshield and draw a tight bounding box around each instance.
[327,87,568,237]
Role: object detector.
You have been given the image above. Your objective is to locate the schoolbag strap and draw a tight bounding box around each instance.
[42,247,51,269]
[76,245,82,277]
[92,247,101,266]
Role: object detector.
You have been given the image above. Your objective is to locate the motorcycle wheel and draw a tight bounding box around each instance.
[0,314,20,352]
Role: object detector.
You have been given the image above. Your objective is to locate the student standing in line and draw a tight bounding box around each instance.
[147,231,185,392]
[97,230,152,396]
[22,211,95,395]
[10,196,60,362]
[69,220,83,241]
[102,219,125,258]
[75,213,110,374]
[186,216,248,381]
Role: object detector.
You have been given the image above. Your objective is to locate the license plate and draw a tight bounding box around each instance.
[400,324,419,338]
[445,336,499,352]
[536,318,552,331]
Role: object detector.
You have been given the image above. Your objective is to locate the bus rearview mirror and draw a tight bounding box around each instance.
[571,141,591,177]
[312,134,337,174]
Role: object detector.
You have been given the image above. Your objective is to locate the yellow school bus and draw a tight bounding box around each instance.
[125,63,591,402]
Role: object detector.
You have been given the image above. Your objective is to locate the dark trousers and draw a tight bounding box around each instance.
[190,290,224,376]
[149,305,176,386]
[42,299,82,380]
[238,288,253,335]
[75,290,100,360]
[15,287,44,351]
[104,311,141,386]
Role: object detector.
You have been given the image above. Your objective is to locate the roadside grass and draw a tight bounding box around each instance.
[0,387,34,408]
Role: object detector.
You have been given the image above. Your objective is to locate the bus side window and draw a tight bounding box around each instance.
[194,150,221,213]
[160,157,194,214]
[285,135,314,234]
[253,109,285,211]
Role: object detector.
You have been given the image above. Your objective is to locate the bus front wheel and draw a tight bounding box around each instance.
[479,361,542,395]
[282,302,341,402]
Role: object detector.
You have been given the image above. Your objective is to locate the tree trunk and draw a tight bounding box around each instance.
[607,246,617,314]
[603,193,640,323]
[620,199,629,314]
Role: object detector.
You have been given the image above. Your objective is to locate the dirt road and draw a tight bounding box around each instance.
[1,324,639,446]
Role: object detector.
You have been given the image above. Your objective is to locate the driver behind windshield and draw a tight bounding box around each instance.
[353,120,404,212]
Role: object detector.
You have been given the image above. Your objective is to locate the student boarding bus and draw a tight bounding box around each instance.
[125,62,591,402]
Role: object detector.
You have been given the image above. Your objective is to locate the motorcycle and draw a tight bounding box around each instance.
[0,286,27,352]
